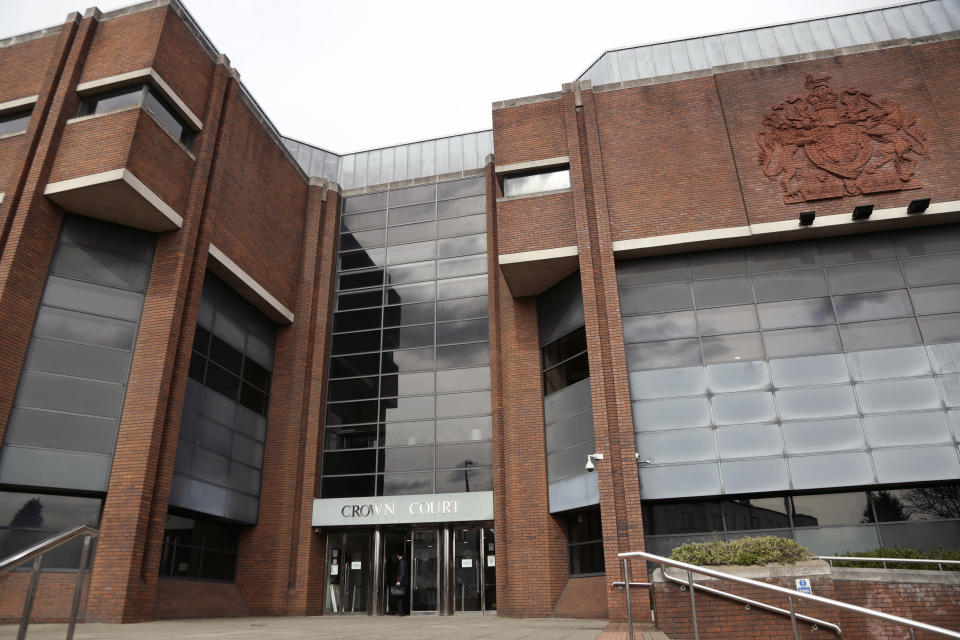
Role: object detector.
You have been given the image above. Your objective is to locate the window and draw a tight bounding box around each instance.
[568,508,605,575]
[542,326,589,395]
[502,167,570,197]
[0,491,101,570]
[189,326,272,416]
[0,108,31,136]
[78,84,195,147]
[159,511,239,581]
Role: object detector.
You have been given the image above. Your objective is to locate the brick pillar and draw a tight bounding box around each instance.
[560,81,649,621]
[85,56,233,623]
[487,160,570,617]
[234,179,339,616]
[0,11,87,446]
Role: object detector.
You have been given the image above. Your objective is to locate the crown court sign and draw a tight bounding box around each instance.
[312,491,494,527]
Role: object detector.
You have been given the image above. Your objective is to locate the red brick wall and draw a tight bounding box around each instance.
[126,109,195,213]
[493,98,568,167]
[207,96,308,312]
[153,578,249,619]
[553,575,609,618]
[652,571,960,640]
[593,77,747,242]
[78,7,165,86]
[0,34,62,103]
[913,39,960,161]
[716,43,960,226]
[0,572,90,623]
[0,135,29,196]
[151,8,214,120]
[496,191,577,255]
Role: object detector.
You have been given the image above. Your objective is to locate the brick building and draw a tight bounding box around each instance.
[0,0,959,625]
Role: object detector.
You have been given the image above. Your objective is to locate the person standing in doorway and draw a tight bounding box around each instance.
[394,550,409,616]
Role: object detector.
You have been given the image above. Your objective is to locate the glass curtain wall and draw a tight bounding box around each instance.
[617,224,960,553]
[322,176,492,498]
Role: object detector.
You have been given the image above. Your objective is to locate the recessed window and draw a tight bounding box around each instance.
[502,167,570,197]
[160,511,239,581]
[0,108,31,136]
[78,83,195,147]
[568,508,605,575]
[542,326,590,395]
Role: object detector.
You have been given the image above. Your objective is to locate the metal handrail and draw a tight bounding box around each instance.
[817,555,960,571]
[0,524,99,640]
[618,549,960,640]
[659,568,841,635]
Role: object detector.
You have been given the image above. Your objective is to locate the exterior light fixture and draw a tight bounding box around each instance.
[798,211,816,226]
[585,453,604,472]
[852,204,874,220]
[907,198,931,214]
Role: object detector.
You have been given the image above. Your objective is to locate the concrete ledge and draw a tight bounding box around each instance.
[44,168,183,231]
[499,245,579,297]
[496,187,572,204]
[495,156,569,175]
[208,244,294,325]
[0,95,39,114]
[613,200,960,259]
[76,67,203,131]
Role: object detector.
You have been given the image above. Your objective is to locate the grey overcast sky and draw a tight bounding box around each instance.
[3,0,905,153]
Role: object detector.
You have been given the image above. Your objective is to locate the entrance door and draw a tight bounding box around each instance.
[483,526,496,611]
[412,529,439,612]
[324,532,371,614]
[453,528,482,612]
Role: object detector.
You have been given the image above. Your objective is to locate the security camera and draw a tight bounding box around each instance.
[585,453,604,472]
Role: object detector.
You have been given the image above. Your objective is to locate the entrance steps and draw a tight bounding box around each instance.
[598,621,672,639]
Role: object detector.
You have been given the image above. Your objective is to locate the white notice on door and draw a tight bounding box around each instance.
[330,564,339,576]
[487,555,495,567]
[351,561,362,570]
[461,558,473,568]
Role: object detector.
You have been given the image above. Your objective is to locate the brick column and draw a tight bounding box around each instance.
[560,81,649,621]
[487,160,570,617]
[85,57,233,623]
[235,179,339,615]
[0,11,88,446]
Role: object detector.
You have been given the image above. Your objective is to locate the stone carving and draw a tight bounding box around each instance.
[758,75,928,203]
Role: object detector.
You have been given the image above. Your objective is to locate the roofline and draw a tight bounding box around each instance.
[575,0,916,80]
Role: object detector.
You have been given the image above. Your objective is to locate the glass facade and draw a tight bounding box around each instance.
[0,491,102,570]
[159,511,239,581]
[321,176,492,498]
[568,508,605,575]
[618,225,960,553]
[170,273,276,524]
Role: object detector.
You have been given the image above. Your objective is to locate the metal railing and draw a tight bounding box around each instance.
[817,555,960,572]
[618,550,960,640]
[0,524,99,640]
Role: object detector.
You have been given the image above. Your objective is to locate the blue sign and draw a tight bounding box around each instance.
[795,578,812,594]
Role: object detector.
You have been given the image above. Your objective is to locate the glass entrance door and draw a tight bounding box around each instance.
[412,529,439,612]
[324,532,371,614]
[453,528,482,611]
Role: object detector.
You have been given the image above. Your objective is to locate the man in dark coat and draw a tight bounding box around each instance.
[394,551,409,616]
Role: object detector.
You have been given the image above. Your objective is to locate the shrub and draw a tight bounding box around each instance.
[830,546,960,571]
[670,536,813,566]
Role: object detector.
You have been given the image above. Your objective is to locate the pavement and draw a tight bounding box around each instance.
[0,615,616,640]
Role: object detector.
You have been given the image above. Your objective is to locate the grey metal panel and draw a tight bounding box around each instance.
[685,38,709,71]
[544,377,592,424]
[942,0,960,29]
[756,27,781,59]
[537,272,584,346]
[548,473,600,513]
[864,9,894,41]
[883,6,912,38]
[826,16,856,47]
[846,13,874,45]
[719,33,744,64]
[0,445,110,492]
[738,30,763,62]
[903,2,936,35]
[702,35,727,67]
[809,18,837,50]
[669,41,691,74]
[790,21,818,53]
[634,45,656,78]
[617,49,639,83]
[772,25,799,56]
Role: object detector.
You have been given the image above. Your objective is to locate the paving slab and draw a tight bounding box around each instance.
[0,616,609,640]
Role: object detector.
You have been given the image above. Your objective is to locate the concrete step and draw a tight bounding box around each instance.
[597,621,673,639]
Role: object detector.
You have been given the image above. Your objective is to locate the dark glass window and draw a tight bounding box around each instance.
[0,491,101,570]
[568,508,605,575]
[0,108,32,136]
[159,511,238,581]
[188,335,272,417]
[503,168,571,197]
[542,327,589,395]
[78,84,195,147]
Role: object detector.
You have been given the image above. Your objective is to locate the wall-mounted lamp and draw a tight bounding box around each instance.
[852,204,874,220]
[585,452,604,472]
[798,211,816,226]
[908,198,931,214]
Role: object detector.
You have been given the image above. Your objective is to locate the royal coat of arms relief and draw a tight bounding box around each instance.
[757,75,929,204]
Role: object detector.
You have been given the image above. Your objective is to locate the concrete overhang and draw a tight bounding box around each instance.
[612,200,960,259]
[44,168,183,232]
[499,245,579,297]
[208,244,294,325]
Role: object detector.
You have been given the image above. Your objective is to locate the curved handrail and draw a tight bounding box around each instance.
[619,550,960,639]
[0,523,98,575]
[817,555,960,571]
[658,567,841,634]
